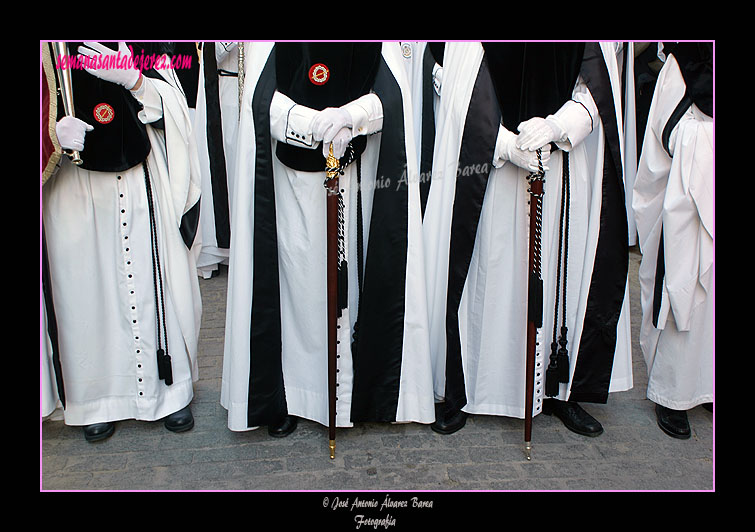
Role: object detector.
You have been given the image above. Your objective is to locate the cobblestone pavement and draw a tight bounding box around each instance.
[41,248,714,496]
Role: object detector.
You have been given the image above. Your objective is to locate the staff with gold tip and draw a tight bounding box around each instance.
[524,148,545,460]
[324,143,341,459]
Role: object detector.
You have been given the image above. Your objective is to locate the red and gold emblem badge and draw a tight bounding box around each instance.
[308,63,329,85]
[93,103,115,124]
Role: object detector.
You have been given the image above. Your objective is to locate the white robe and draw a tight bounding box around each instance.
[424,42,632,420]
[42,69,202,426]
[221,42,435,431]
[41,303,62,420]
[632,52,714,410]
[194,42,240,278]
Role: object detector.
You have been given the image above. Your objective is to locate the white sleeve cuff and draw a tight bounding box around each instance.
[553,98,598,152]
[343,93,383,136]
[270,91,320,148]
[552,77,597,151]
[133,76,164,124]
[216,42,235,62]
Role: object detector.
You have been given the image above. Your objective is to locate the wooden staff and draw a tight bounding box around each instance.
[325,144,340,459]
[524,149,545,461]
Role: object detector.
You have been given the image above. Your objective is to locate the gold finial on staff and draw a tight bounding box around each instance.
[325,143,339,180]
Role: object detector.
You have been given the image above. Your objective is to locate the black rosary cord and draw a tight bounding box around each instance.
[143,161,171,384]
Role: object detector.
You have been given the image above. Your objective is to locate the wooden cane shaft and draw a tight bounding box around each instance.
[524,181,543,445]
[326,176,339,444]
[524,321,536,443]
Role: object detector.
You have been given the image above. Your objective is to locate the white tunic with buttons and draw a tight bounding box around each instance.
[42,73,202,427]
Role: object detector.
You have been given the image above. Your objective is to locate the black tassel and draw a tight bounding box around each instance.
[528,272,543,328]
[557,326,569,383]
[337,260,348,317]
[162,353,173,386]
[545,341,560,397]
[351,319,360,362]
[157,348,166,380]
[157,348,173,386]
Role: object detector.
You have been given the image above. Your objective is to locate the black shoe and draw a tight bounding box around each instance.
[702,402,713,413]
[655,404,691,439]
[543,399,604,437]
[83,422,115,442]
[268,415,298,438]
[164,405,194,433]
[431,408,468,435]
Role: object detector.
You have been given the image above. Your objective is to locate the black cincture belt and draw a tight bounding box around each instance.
[277,135,367,173]
[545,152,572,396]
[143,161,173,386]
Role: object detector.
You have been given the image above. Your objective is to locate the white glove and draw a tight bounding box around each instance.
[56,116,94,152]
[77,42,141,90]
[311,107,353,146]
[516,116,567,152]
[497,128,550,172]
[324,127,353,159]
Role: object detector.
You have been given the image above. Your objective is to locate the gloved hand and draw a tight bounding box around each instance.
[77,42,141,90]
[312,107,353,146]
[324,127,353,159]
[516,116,567,152]
[497,128,550,172]
[56,116,94,152]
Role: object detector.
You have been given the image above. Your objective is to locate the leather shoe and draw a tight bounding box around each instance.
[431,407,468,435]
[268,415,298,438]
[543,399,603,437]
[655,404,690,439]
[83,422,115,442]
[164,405,194,433]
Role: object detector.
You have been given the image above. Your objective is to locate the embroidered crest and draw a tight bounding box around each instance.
[93,103,115,124]
[308,63,329,85]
